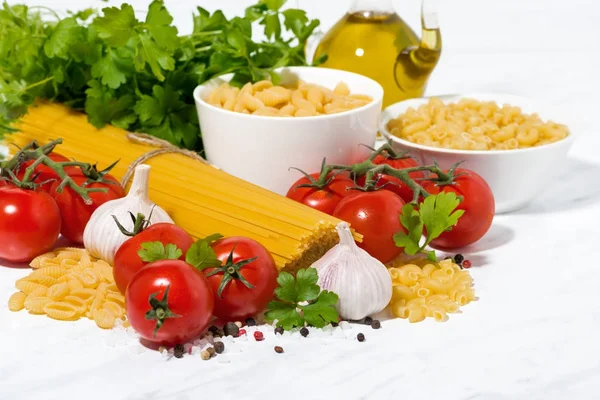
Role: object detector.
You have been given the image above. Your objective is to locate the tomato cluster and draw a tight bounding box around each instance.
[286,154,495,263]
[115,223,278,347]
[0,151,124,263]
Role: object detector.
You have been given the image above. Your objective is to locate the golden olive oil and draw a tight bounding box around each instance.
[314,11,441,107]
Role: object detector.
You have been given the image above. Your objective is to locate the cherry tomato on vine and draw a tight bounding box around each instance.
[421,168,495,249]
[14,152,72,193]
[286,172,356,215]
[357,155,425,203]
[333,190,407,264]
[50,173,125,245]
[202,237,278,321]
[0,186,61,263]
[113,223,195,294]
[126,260,214,347]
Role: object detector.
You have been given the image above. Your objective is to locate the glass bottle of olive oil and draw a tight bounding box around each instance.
[313,0,442,107]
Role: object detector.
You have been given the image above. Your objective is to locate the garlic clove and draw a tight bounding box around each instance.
[83,164,173,265]
[313,222,392,320]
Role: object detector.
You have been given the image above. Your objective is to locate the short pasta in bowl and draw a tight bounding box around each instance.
[194,67,383,195]
[379,93,577,213]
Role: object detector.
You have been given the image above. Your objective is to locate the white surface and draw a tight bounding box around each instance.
[195,67,382,195]
[2,0,600,399]
[379,93,577,214]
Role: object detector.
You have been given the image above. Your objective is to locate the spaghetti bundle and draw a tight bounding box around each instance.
[5,102,360,272]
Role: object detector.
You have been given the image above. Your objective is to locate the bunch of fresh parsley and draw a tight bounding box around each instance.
[0,0,322,150]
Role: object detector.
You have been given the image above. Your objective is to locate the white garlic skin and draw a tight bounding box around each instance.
[83,164,173,265]
[314,223,392,320]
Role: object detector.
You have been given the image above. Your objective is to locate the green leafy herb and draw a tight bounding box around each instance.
[264,268,339,330]
[138,241,183,262]
[185,234,224,270]
[0,0,323,148]
[393,192,465,262]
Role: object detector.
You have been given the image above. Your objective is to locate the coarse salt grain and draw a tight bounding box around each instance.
[339,321,351,330]
[217,356,231,363]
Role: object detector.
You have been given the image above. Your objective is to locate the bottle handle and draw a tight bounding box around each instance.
[305,29,325,65]
[421,0,440,30]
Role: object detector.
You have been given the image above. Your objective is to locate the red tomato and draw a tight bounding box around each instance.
[333,190,407,264]
[203,237,278,321]
[357,155,425,203]
[422,168,495,249]
[50,173,125,244]
[286,172,356,215]
[126,260,214,346]
[0,186,61,263]
[113,224,195,294]
[14,152,71,193]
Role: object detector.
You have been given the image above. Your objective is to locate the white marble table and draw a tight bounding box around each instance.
[1,1,600,399]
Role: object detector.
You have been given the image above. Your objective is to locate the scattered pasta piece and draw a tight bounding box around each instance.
[204,80,372,117]
[387,258,476,322]
[386,97,570,150]
[8,248,126,329]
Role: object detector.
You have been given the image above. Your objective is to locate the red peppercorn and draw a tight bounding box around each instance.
[462,259,472,269]
[254,331,265,341]
[238,329,246,336]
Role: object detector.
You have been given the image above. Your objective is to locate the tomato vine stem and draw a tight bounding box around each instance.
[303,143,461,205]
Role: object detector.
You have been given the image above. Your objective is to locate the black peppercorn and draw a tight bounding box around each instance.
[274,346,284,354]
[274,326,284,335]
[214,341,225,354]
[357,333,365,342]
[371,320,381,329]
[208,325,223,337]
[245,317,257,327]
[300,327,309,337]
[331,322,339,327]
[223,322,239,337]
[173,344,185,358]
[364,316,373,326]
[453,254,464,264]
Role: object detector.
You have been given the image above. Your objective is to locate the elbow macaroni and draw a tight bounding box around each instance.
[388,258,476,323]
[205,80,372,117]
[386,97,569,150]
[8,248,127,329]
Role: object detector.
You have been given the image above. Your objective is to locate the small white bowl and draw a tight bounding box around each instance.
[193,67,383,195]
[379,93,577,214]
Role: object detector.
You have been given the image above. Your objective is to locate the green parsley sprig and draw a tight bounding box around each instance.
[265,268,339,330]
[0,0,322,149]
[393,192,464,262]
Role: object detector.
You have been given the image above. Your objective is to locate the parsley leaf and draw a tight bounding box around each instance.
[393,192,465,262]
[92,4,138,47]
[185,234,224,270]
[265,268,340,329]
[43,18,83,60]
[138,242,182,262]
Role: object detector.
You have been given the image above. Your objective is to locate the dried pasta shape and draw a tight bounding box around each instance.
[44,302,79,320]
[24,296,51,314]
[93,308,116,329]
[47,282,70,300]
[27,274,58,287]
[64,296,88,315]
[32,266,67,279]
[15,280,48,295]
[8,292,27,312]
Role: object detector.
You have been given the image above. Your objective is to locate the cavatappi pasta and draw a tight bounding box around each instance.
[386,97,569,150]
[387,258,476,323]
[205,80,372,117]
[8,248,127,329]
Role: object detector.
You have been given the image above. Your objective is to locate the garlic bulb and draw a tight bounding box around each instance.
[83,164,173,265]
[314,222,392,320]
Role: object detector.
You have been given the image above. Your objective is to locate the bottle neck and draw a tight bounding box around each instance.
[349,0,395,13]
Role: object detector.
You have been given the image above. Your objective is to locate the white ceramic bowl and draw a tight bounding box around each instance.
[379,93,577,214]
[194,67,383,195]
